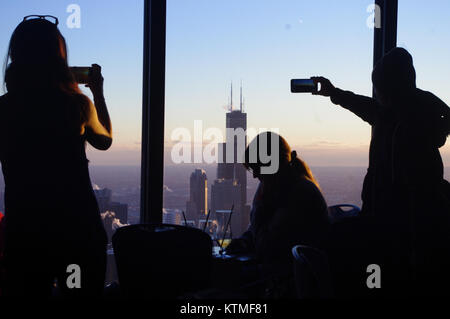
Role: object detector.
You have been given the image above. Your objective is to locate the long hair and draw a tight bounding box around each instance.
[3,18,88,122]
[244,132,321,190]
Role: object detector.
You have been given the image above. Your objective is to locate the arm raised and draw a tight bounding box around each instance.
[311,76,380,125]
[84,64,112,150]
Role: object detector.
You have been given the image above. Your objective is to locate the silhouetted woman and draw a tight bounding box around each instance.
[0,17,112,297]
[227,132,329,295]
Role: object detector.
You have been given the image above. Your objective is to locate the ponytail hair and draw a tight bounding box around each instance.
[289,150,321,190]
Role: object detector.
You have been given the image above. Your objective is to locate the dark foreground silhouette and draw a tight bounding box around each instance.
[313,47,450,296]
[0,16,112,297]
[227,132,330,297]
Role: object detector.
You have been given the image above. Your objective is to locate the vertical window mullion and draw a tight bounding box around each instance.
[141,0,166,224]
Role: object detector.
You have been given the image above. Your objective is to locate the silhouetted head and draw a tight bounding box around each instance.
[372,47,416,106]
[244,131,320,189]
[4,17,77,94]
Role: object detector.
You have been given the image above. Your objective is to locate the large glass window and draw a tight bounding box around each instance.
[0,0,143,283]
[0,0,143,223]
[398,0,450,180]
[164,0,374,242]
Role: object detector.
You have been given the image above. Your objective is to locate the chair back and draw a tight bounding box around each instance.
[113,224,213,298]
[328,204,360,223]
[325,216,393,298]
[292,245,333,298]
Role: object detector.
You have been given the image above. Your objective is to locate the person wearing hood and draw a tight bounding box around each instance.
[312,47,450,296]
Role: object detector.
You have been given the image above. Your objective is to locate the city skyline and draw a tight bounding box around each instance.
[184,87,250,237]
[1,1,448,168]
[1,1,448,300]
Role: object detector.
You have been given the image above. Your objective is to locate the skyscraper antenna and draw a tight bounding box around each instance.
[230,81,233,111]
[240,80,243,112]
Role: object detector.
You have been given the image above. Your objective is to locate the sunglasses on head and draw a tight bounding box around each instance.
[23,15,59,26]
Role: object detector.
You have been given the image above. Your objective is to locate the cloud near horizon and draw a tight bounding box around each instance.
[86,141,450,168]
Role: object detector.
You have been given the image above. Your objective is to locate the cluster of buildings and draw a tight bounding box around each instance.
[94,187,129,243]
[184,86,251,239]
[93,187,129,284]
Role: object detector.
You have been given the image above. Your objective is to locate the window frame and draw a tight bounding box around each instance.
[373,0,398,84]
[141,0,166,224]
[140,0,399,223]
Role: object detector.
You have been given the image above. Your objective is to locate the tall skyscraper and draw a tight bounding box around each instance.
[217,142,233,180]
[212,84,250,236]
[185,169,208,224]
[210,178,242,237]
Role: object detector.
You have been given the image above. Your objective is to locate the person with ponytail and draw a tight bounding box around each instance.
[227,132,329,282]
[0,16,112,297]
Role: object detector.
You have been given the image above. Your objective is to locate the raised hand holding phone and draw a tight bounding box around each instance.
[290,78,318,93]
[310,76,336,96]
[85,64,104,96]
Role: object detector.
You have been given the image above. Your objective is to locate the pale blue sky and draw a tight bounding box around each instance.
[0,0,449,167]
[0,0,144,165]
[397,0,450,167]
[165,0,374,167]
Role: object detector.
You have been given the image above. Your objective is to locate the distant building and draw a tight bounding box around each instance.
[163,209,182,225]
[210,179,241,213]
[185,169,208,224]
[217,142,234,180]
[225,109,248,207]
[211,84,251,237]
[100,211,127,243]
[110,202,128,225]
[94,188,112,213]
[94,187,128,224]
[210,179,246,237]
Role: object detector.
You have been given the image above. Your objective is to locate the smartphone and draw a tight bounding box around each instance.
[70,66,91,84]
[290,79,318,93]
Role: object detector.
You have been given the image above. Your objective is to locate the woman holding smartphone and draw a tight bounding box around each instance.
[0,16,112,297]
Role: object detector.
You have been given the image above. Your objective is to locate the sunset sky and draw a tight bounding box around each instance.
[0,0,449,168]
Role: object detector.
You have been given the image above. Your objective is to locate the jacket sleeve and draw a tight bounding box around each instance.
[330,88,380,125]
